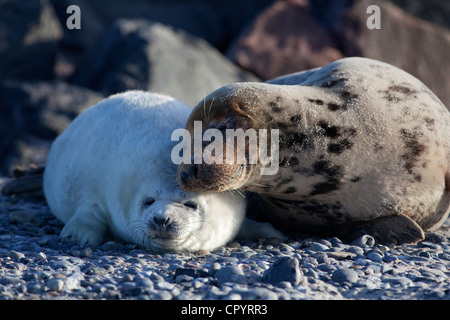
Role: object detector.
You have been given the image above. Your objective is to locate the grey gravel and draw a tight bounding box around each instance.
[0,191,449,300]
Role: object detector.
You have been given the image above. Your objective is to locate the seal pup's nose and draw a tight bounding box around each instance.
[150,216,172,231]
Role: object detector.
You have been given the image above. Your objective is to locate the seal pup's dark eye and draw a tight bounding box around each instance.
[183,201,198,211]
[143,197,156,208]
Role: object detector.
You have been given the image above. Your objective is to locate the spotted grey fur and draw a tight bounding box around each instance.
[178,57,450,245]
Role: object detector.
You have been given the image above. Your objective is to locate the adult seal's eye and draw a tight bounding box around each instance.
[183,201,198,211]
[143,198,156,208]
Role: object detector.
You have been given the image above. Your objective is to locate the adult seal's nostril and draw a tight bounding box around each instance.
[189,164,199,180]
[180,171,191,185]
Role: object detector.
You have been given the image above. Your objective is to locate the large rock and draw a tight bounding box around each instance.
[390,0,450,30]
[227,0,344,80]
[0,0,62,81]
[71,19,259,106]
[0,80,103,175]
[332,0,450,108]
[50,0,275,78]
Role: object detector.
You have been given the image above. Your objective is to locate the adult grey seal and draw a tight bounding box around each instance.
[176,57,450,245]
[43,91,281,253]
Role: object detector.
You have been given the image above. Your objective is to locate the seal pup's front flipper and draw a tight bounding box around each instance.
[60,205,108,246]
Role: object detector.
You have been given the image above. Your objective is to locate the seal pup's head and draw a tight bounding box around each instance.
[176,83,280,192]
[128,179,245,253]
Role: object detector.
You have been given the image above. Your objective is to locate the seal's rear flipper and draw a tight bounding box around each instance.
[342,213,425,246]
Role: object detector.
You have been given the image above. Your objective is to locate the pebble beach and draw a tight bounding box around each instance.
[1,187,449,301]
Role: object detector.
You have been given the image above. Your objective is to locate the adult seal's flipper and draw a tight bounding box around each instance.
[342,214,425,246]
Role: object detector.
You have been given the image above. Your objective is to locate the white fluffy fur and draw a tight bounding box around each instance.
[44,91,267,252]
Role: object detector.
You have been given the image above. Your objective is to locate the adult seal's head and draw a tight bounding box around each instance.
[177,57,450,246]
[176,82,283,192]
[43,91,247,253]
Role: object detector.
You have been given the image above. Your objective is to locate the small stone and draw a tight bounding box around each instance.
[382,253,398,262]
[208,262,221,276]
[278,243,295,252]
[317,264,336,272]
[156,281,174,291]
[154,291,172,300]
[418,251,431,258]
[227,293,242,300]
[81,247,93,258]
[16,284,27,294]
[150,272,164,282]
[66,272,83,290]
[243,287,279,300]
[92,284,107,293]
[231,251,255,259]
[0,276,23,286]
[36,252,47,261]
[47,278,65,292]
[315,253,330,264]
[438,252,450,260]
[275,281,293,289]
[418,241,442,250]
[135,276,153,288]
[347,246,364,255]
[327,251,357,260]
[331,268,359,284]
[263,257,303,286]
[26,282,42,294]
[174,267,209,278]
[367,252,383,263]
[8,250,25,261]
[303,241,329,251]
[351,235,375,247]
[192,279,204,289]
[119,282,136,292]
[214,266,247,286]
[175,275,193,283]
[84,266,108,276]
[383,276,412,286]
[226,241,241,248]
[121,274,134,282]
[126,257,145,266]
[328,237,344,247]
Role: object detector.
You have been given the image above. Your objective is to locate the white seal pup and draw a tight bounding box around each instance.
[44,91,282,253]
[176,57,450,245]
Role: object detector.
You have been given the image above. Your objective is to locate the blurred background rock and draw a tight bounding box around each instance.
[0,0,448,176]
